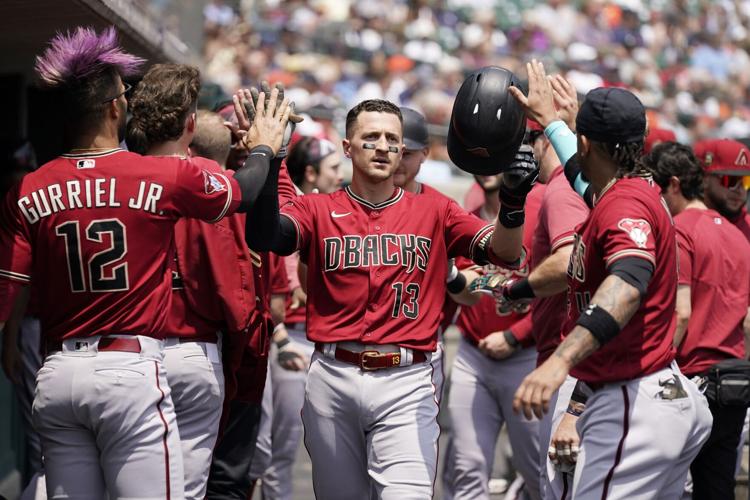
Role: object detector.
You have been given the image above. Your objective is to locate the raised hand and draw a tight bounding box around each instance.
[508,59,558,128]
[501,144,539,197]
[550,75,579,133]
[241,86,292,156]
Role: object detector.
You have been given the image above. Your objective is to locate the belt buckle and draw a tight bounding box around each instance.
[359,350,384,371]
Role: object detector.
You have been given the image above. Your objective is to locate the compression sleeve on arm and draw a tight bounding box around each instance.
[244,154,298,254]
[233,145,274,213]
[608,257,654,297]
[545,120,594,207]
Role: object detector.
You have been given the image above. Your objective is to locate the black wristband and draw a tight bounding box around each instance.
[447,271,467,294]
[498,204,525,228]
[506,278,535,301]
[576,303,621,346]
[503,330,520,349]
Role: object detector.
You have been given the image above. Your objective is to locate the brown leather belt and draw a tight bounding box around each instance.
[46,337,142,354]
[315,343,426,371]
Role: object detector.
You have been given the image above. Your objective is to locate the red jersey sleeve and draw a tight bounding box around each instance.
[285,253,301,291]
[675,224,693,286]
[278,162,301,206]
[280,196,315,252]
[270,253,290,295]
[0,183,32,286]
[172,158,241,222]
[444,199,494,262]
[597,197,658,268]
[509,312,534,348]
[0,185,32,321]
[547,186,588,252]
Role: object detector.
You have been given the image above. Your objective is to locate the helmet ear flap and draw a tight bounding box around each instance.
[448,66,527,175]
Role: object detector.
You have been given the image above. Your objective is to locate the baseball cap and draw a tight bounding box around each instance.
[400,107,429,150]
[576,87,646,144]
[643,128,676,154]
[693,138,750,175]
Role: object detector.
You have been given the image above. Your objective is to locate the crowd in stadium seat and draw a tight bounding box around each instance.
[187,0,750,150]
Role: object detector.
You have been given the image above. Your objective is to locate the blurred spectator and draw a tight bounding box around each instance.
[173,0,750,183]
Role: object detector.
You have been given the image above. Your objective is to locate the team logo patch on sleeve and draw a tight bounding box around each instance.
[203,170,227,194]
[617,218,651,248]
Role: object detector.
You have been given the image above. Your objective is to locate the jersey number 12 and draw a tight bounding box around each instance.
[55,218,129,292]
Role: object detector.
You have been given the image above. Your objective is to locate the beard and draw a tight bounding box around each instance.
[706,189,745,220]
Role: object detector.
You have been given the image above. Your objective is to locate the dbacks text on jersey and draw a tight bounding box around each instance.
[324,233,431,273]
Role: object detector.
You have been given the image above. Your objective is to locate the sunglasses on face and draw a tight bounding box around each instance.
[102,82,132,104]
[716,174,750,190]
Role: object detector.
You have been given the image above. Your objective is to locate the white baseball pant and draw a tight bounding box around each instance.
[32,335,184,499]
[571,363,712,499]
[163,338,224,500]
[302,344,441,500]
[447,338,541,500]
[258,325,315,499]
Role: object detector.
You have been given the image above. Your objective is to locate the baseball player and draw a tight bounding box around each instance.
[510,60,713,499]
[511,90,590,500]
[646,141,750,499]
[126,67,261,500]
[442,166,545,500]
[0,27,291,499]
[247,251,290,492]
[695,138,750,242]
[245,98,537,499]
[391,106,455,395]
[205,86,300,500]
[457,113,590,500]
[254,136,341,500]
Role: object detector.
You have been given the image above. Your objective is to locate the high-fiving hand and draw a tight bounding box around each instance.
[233,85,292,156]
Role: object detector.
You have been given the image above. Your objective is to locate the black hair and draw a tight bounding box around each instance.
[643,141,703,200]
[345,99,402,138]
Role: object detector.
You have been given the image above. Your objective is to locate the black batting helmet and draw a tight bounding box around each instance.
[447,66,527,175]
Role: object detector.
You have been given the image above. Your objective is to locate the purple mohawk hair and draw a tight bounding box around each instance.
[34,26,144,88]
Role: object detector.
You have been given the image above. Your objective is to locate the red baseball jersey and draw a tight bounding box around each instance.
[564,177,677,384]
[419,182,468,334]
[454,183,545,346]
[284,253,307,325]
[164,157,255,340]
[0,149,240,340]
[674,208,750,375]
[729,209,750,244]
[281,185,499,351]
[531,166,590,363]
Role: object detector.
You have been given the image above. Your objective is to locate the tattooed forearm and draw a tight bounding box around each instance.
[591,274,641,328]
[553,327,600,366]
[552,274,641,368]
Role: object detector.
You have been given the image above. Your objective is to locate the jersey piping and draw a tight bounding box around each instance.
[59,148,124,159]
[344,186,404,210]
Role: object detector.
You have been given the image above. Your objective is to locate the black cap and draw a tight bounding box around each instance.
[576,87,646,144]
[400,107,429,150]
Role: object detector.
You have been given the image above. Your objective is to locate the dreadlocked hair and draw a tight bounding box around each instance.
[596,140,650,179]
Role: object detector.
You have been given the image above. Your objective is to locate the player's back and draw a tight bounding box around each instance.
[1,148,238,340]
